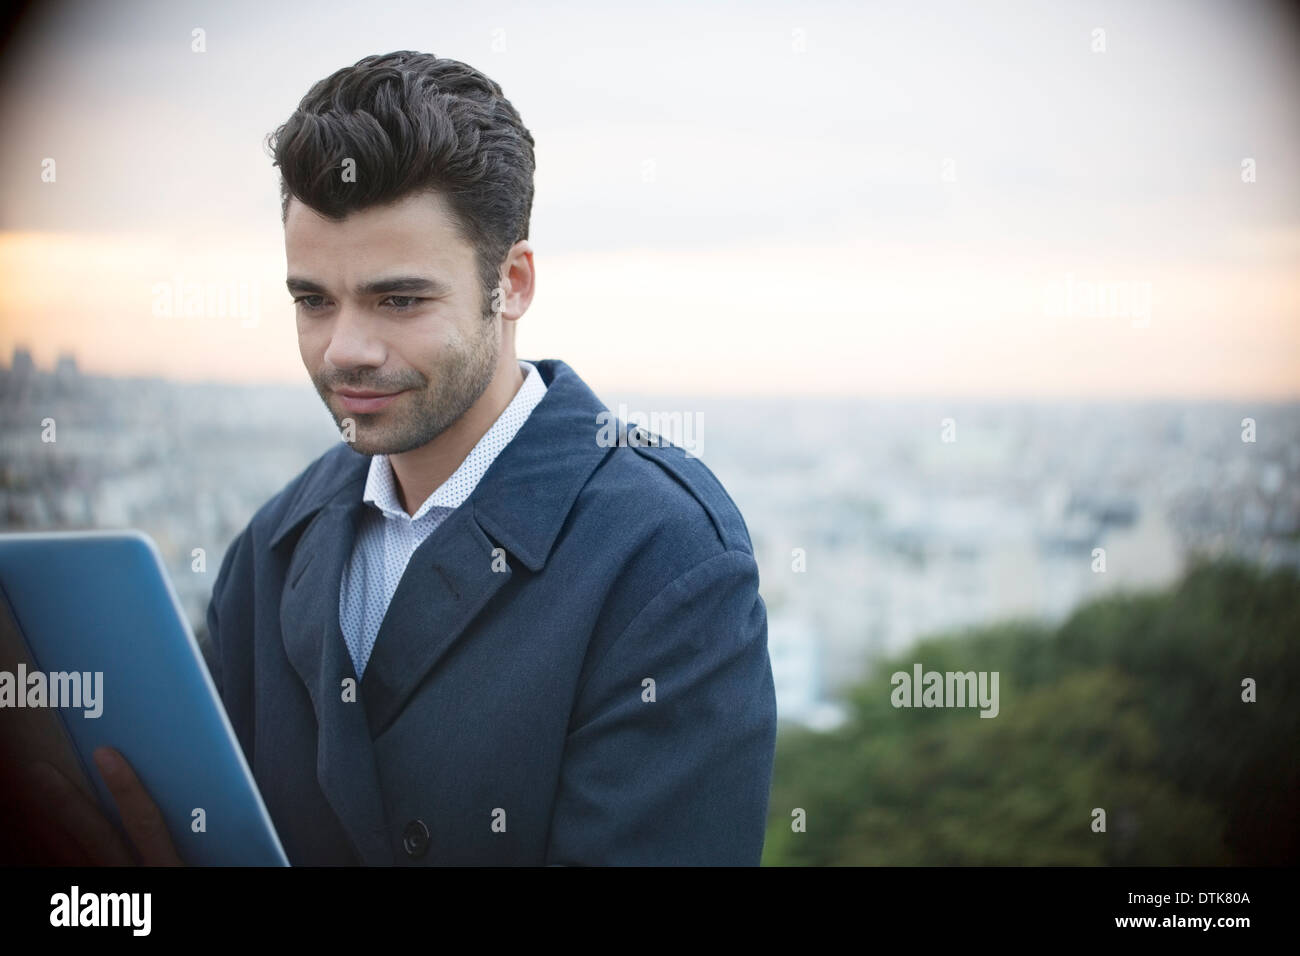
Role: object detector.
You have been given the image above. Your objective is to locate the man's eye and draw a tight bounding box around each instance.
[292,295,425,311]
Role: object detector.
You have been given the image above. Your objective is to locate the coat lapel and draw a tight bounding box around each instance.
[279,486,395,865]
[358,505,512,738]
[355,360,613,739]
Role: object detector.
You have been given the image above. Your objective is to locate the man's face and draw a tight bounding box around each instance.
[285,190,499,456]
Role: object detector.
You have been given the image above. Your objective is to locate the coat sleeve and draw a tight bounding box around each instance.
[543,549,777,865]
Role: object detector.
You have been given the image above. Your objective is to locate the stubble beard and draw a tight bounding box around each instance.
[319,317,500,457]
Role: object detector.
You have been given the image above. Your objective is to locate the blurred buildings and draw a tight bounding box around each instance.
[3,349,1298,732]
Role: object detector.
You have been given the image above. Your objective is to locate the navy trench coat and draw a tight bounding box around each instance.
[201,358,777,865]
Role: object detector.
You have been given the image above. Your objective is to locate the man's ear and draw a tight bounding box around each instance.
[496,240,536,322]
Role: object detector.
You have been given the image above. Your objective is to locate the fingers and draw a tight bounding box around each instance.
[93,747,183,867]
[21,759,136,866]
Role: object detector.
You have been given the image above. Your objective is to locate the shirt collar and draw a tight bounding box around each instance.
[362,360,547,521]
[270,359,617,572]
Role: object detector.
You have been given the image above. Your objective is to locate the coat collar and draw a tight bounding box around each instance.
[268,358,611,571]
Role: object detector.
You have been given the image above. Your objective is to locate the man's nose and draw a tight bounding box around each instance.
[322,303,386,371]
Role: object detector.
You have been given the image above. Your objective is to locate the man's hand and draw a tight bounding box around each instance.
[18,747,183,866]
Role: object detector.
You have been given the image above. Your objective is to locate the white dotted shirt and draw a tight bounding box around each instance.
[338,361,547,680]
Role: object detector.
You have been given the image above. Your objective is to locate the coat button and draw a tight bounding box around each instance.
[402,819,430,858]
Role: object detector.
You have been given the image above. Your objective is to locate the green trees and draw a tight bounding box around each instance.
[764,558,1299,865]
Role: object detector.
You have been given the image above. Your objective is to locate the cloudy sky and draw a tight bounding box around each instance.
[1,0,1297,397]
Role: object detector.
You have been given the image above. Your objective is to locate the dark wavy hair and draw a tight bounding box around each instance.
[265,51,536,318]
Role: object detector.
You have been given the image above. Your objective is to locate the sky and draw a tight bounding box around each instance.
[1,0,1297,398]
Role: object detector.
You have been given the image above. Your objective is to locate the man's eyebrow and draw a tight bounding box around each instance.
[285,276,452,296]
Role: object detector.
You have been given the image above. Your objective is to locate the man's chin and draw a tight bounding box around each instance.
[330,416,385,456]
[342,438,383,456]
[328,403,399,455]
[340,431,402,456]
[339,424,446,457]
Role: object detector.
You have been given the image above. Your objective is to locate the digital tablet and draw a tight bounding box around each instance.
[0,530,289,866]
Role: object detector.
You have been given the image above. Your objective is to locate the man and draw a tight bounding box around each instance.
[32,50,777,866]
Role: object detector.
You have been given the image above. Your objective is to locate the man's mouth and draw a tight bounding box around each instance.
[333,388,406,414]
